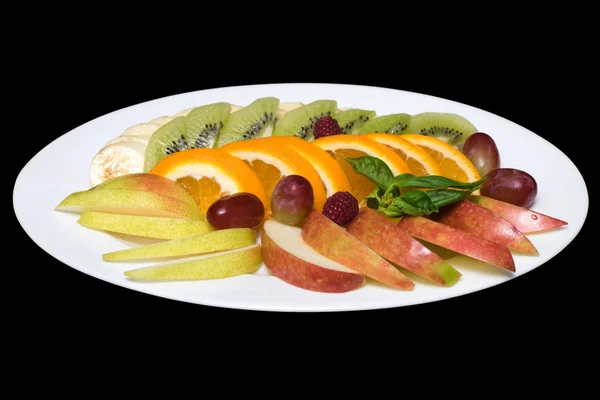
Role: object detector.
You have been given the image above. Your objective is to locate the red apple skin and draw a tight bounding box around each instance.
[261,230,366,293]
[301,210,415,290]
[346,208,461,286]
[468,195,568,233]
[430,200,538,255]
[397,216,516,272]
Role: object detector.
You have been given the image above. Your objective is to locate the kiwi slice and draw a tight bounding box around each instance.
[272,100,338,141]
[407,112,477,148]
[185,102,231,149]
[214,97,280,148]
[358,113,412,134]
[144,117,187,172]
[143,103,232,172]
[335,109,376,134]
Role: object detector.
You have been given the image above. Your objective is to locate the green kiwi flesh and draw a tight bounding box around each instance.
[215,97,280,148]
[358,113,411,134]
[144,116,187,172]
[407,112,477,148]
[143,103,233,172]
[272,100,338,141]
[185,102,231,149]
[334,109,376,134]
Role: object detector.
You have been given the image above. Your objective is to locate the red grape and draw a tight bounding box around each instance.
[271,175,314,226]
[480,168,537,208]
[206,192,265,229]
[462,132,501,176]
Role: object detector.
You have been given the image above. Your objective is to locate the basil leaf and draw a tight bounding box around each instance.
[367,197,380,210]
[390,174,487,190]
[425,188,474,208]
[366,187,382,200]
[394,190,439,216]
[344,156,394,190]
[365,188,383,210]
[378,205,404,218]
[343,155,486,218]
[376,190,438,218]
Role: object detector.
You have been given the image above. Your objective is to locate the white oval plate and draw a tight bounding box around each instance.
[13,83,588,312]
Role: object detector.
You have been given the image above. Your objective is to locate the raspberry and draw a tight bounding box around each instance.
[322,191,359,226]
[313,116,343,139]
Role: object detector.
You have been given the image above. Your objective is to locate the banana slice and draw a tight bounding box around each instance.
[121,123,160,137]
[148,116,174,126]
[174,104,244,117]
[89,142,146,187]
[277,102,304,120]
[173,104,244,118]
[106,135,151,146]
[173,108,193,117]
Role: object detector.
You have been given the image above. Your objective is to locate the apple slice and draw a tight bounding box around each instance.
[55,189,204,220]
[429,200,538,255]
[346,208,461,286]
[468,195,567,233]
[124,243,262,281]
[78,211,213,240]
[301,210,415,290]
[262,219,365,293]
[92,172,197,206]
[397,216,515,272]
[103,228,256,261]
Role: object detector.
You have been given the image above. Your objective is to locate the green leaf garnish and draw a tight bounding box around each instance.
[425,188,479,208]
[391,191,439,216]
[389,173,486,190]
[344,156,393,191]
[345,155,486,218]
[365,188,384,210]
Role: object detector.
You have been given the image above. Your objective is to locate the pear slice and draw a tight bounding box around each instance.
[124,243,262,281]
[78,212,213,240]
[92,173,197,206]
[103,228,256,261]
[55,189,204,220]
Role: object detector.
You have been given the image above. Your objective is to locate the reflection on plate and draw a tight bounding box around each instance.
[13,83,589,312]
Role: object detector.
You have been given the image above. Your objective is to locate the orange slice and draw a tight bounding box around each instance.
[149,148,267,214]
[312,135,412,206]
[218,138,328,213]
[364,134,442,177]
[400,134,481,183]
[260,136,352,197]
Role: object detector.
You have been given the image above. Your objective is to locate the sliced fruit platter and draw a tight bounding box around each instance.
[54,96,569,294]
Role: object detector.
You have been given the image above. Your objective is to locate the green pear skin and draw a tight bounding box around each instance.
[103,228,256,261]
[55,189,204,220]
[124,244,262,280]
[92,173,197,206]
[78,211,213,240]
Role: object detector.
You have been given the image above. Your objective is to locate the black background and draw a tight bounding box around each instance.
[12,31,593,344]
